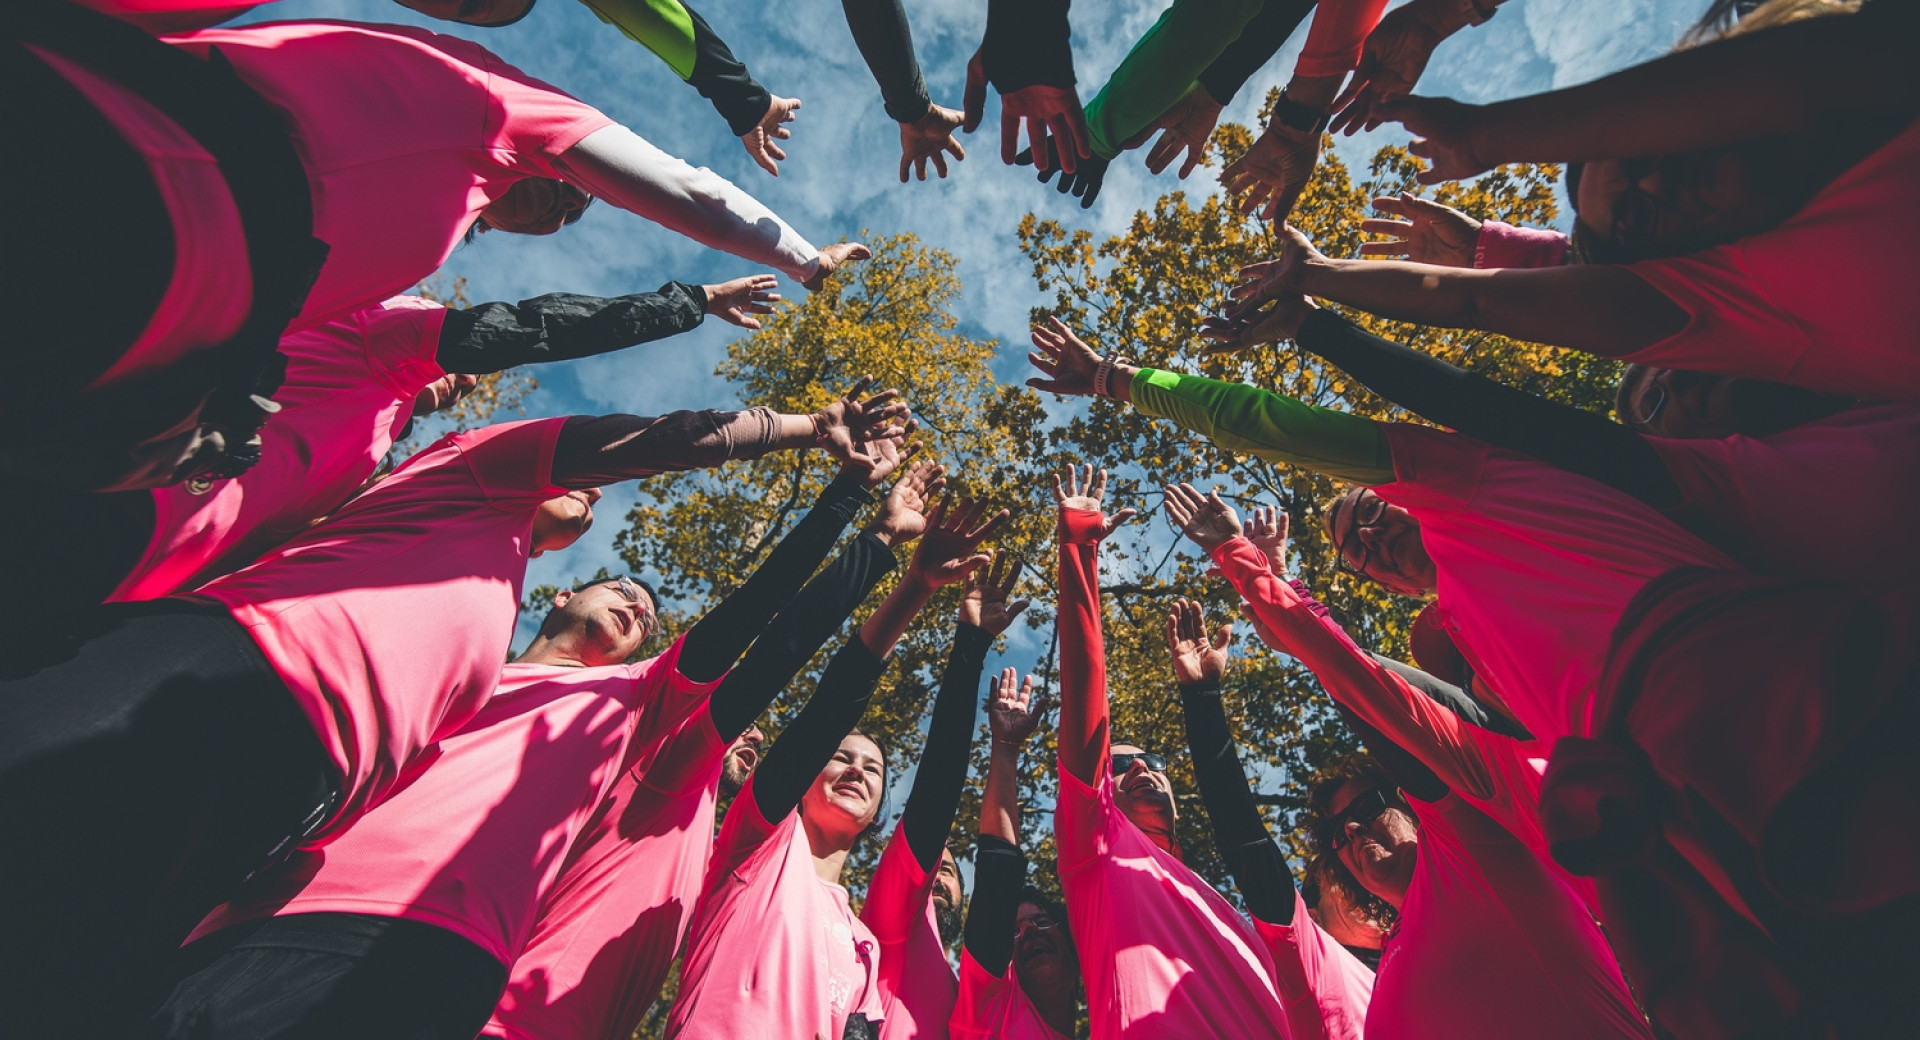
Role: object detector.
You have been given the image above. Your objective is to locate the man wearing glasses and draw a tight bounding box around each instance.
[1048,465,1291,1040]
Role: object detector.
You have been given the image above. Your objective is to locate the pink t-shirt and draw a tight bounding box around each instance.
[1250,888,1374,1040]
[1375,424,1736,744]
[666,779,886,1039]
[1647,402,1920,592]
[1054,768,1288,1040]
[163,22,615,331]
[949,951,1071,1040]
[1472,220,1569,270]
[195,416,569,834]
[1366,795,1652,1040]
[1625,118,1920,398]
[187,639,718,962]
[31,46,249,389]
[487,711,729,1040]
[112,296,448,603]
[862,821,958,1040]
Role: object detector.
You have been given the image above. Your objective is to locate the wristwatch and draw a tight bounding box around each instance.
[1272,89,1331,135]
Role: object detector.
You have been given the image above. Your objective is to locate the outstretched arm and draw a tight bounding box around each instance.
[434,276,779,374]
[1080,0,1267,160]
[1053,465,1135,784]
[961,664,1047,974]
[840,0,931,123]
[549,377,908,489]
[576,0,773,135]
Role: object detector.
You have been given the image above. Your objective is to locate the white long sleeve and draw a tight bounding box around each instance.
[555,124,821,284]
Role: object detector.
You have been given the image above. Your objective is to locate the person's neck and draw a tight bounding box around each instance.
[802,813,858,886]
[1027,976,1078,1036]
[513,633,612,669]
[1131,817,1182,861]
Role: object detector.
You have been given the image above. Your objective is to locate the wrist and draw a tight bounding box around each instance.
[1092,356,1135,400]
[1280,74,1342,118]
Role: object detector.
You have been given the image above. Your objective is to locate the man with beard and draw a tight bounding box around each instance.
[482,457,953,1040]
[952,665,1080,1040]
[861,549,1029,1039]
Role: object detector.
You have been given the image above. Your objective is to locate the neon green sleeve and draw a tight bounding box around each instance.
[1129,367,1395,485]
[576,0,698,79]
[1082,0,1265,159]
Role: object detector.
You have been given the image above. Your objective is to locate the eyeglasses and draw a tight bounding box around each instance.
[1326,787,1399,851]
[1608,156,1666,247]
[1110,752,1167,776]
[1625,378,1667,428]
[1332,494,1389,576]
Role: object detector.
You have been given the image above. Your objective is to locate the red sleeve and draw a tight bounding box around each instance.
[481,52,617,175]
[860,821,936,946]
[359,296,448,396]
[453,416,570,506]
[1055,508,1112,786]
[1293,0,1390,78]
[1472,221,1570,270]
[1212,537,1513,802]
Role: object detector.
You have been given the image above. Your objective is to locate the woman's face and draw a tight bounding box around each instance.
[1328,780,1421,905]
[1573,149,1771,261]
[801,734,886,835]
[477,178,591,236]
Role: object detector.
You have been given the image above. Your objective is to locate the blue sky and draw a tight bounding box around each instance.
[236,0,1704,650]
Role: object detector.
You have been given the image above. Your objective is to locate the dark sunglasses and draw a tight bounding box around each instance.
[1333,494,1389,576]
[1110,751,1167,776]
[1327,787,1399,851]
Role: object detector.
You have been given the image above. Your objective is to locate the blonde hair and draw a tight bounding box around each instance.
[1683,0,1861,49]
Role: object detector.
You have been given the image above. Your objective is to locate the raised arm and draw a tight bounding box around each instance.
[1376,3,1920,183]
[1225,224,1688,359]
[901,553,1028,868]
[553,125,869,288]
[1027,315,1395,485]
[1080,0,1266,162]
[434,276,777,374]
[1166,598,1299,925]
[549,376,908,489]
[960,666,1047,976]
[1052,465,1135,785]
[971,0,1091,174]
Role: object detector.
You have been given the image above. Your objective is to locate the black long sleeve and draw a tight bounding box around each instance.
[983,0,1075,92]
[747,559,896,825]
[433,284,707,375]
[1296,309,1682,508]
[840,0,932,122]
[706,529,900,740]
[1179,681,1297,925]
[1369,653,1536,742]
[678,473,875,683]
[1197,0,1317,105]
[682,4,774,137]
[961,834,1029,975]
[899,623,993,868]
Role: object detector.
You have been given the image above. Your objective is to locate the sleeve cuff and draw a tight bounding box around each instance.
[1058,507,1108,545]
[953,622,995,662]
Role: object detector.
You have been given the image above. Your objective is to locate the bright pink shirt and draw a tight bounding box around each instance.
[1625,119,1920,398]
[195,416,568,835]
[1294,0,1391,78]
[1250,888,1374,1040]
[32,46,249,389]
[949,950,1071,1040]
[1472,220,1569,270]
[1374,423,1736,744]
[187,639,718,962]
[112,296,448,602]
[163,22,614,331]
[1647,402,1920,593]
[1366,795,1652,1040]
[488,711,729,1040]
[862,821,958,1040]
[1055,768,1288,1040]
[666,777,886,1039]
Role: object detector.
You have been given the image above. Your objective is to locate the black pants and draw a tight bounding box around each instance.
[142,913,508,1040]
[0,600,334,1039]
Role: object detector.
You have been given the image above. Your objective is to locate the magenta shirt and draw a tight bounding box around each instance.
[196,416,568,835]
[1366,796,1652,1040]
[1625,120,1920,398]
[1055,767,1288,1040]
[949,950,1071,1040]
[1375,424,1736,744]
[112,296,448,603]
[1647,402,1920,593]
[162,22,615,332]
[666,777,886,1039]
[862,821,958,1040]
[187,639,719,962]
[1250,888,1374,1040]
[488,711,728,1040]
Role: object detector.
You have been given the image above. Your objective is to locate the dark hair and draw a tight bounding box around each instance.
[1614,364,1854,438]
[570,575,660,615]
[1304,755,1408,930]
[845,728,891,839]
[472,0,539,27]
[1017,884,1074,948]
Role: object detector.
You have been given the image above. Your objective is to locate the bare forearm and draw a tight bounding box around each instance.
[1469,10,1918,166]
[981,744,1022,844]
[1298,257,1480,327]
